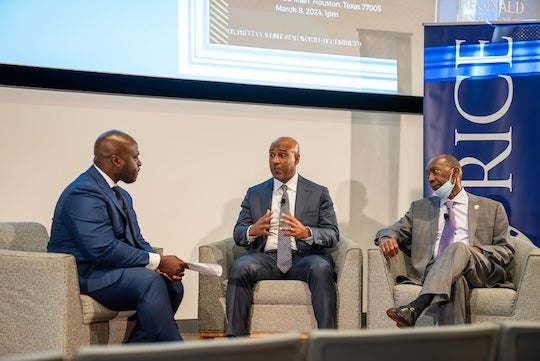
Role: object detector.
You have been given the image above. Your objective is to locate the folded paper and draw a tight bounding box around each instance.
[187,262,223,277]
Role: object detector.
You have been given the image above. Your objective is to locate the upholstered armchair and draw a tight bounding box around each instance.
[367,235,540,329]
[0,222,141,360]
[198,236,362,337]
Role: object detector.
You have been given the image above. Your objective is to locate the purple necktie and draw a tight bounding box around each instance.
[277,185,292,273]
[438,200,455,256]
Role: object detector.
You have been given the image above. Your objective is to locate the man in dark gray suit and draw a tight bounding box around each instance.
[376,154,514,327]
[226,136,339,336]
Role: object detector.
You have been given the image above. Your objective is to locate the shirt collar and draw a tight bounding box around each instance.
[442,187,468,205]
[93,164,116,188]
[273,172,299,193]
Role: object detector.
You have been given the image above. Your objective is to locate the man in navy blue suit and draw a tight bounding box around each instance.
[48,129,186,342]
[226,136,340,336]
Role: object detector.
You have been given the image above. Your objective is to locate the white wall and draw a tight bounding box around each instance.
[0,85,423,318]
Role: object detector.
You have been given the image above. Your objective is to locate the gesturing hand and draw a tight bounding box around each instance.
[279,213,311,240]
[248,209,275,237]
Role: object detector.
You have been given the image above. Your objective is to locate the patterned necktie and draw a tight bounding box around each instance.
[438,200,455,256]
[277,185,292,273]
[112,186,137,247]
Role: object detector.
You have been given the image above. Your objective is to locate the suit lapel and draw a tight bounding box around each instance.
[259,179,274,214]
[88,166,124,215]
[256,180,274,248]
[295,176,310,219]
[88,166,134,246]
[467,193,480,244]
[428,197,440,246]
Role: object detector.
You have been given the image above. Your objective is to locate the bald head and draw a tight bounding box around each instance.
[270,136,299,153]
[269,136,300,183]
[93,130,141,184]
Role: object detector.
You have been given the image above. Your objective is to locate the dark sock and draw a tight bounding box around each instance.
[408,294,434,314]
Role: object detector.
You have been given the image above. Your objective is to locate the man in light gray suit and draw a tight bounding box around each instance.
[376,154,514,327]
[226,136,339,336]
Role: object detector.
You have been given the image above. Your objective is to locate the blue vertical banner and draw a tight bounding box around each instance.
[424,22,540,246]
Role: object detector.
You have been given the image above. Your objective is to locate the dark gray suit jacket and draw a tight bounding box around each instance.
[233,175,339,256]
[375,193,514,285]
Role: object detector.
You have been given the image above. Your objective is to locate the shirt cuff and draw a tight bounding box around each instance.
[301,227,314,245]
[246,225,257,244]
[377,235,392,245]
[146,252,161,270]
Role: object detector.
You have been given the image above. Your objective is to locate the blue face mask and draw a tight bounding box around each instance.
[432,169,455,199]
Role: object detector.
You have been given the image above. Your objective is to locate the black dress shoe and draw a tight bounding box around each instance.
[386,306,418,327]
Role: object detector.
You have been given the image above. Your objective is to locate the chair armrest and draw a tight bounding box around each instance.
[330,237,362,329]
[199,237,249,278]
[367,247,403,329]
[0,250,88,356]
[512,248,540,317]
[198,237,247,333]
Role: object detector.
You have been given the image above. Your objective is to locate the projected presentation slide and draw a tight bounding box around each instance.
[0,0,428,95]
[0,0,538,97]
[179,0,401,94]
[436,0,540,22]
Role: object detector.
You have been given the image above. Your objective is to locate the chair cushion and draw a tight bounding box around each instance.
[80,295,136,324]
[393,285,516,317]
[250,304,317,332]
[469,288,516,317]
[253,280,312,305]
[393,284,421,306]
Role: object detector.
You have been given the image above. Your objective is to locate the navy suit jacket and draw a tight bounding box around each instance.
[48,166,154,294]
[233,175,339,256]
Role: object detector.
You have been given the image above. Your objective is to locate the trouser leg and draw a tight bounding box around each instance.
[420,242,492,325]
[434,275,468,325]
[88,268,183,342]
[289,254,337,329]
[226,253,279,336]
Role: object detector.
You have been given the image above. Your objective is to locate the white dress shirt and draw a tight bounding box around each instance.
[246,172,313,250]
[264,173,299,252]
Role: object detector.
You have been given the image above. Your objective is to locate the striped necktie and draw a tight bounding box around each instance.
[277,185,292,273]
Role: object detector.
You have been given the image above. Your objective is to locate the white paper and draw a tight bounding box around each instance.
[187,262,223,277]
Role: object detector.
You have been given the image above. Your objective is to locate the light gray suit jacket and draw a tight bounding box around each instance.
[375,193,514,285]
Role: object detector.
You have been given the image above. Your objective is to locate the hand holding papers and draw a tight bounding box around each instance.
[186,262,223,277]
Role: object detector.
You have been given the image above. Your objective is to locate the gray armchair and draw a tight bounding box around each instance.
[0,222,138,360]
[367,235,540,329]
[198,236,362,337]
